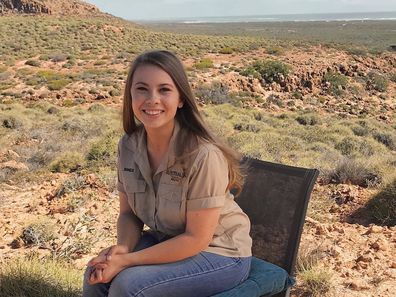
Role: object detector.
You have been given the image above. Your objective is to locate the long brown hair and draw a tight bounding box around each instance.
[122,50,244,194]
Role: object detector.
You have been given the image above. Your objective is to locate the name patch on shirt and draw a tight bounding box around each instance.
[123,167,135,172]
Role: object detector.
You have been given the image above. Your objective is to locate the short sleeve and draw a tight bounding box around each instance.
[116,140,126,193]
[187,145,229,211]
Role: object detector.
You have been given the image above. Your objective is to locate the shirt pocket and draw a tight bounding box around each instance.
[157,183,184,232]
[123,174,146,215]
[157,183,183,202]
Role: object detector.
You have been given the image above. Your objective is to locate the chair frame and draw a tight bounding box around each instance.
[235,158,319,297]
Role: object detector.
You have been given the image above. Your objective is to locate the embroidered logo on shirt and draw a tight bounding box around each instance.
[123,167,135,172]
[166,169,185,182]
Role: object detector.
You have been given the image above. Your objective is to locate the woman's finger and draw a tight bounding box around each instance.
[95,263,108,270]
[87,255,107,266]
[96,268,103,283]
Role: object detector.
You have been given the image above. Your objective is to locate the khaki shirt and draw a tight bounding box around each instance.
[117,122,252,257]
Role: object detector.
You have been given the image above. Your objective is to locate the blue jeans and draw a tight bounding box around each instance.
[83,232,252,297]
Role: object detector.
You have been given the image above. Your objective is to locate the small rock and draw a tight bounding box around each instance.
[10,238,22,249]
[346,280,370,291]
[315,225,329,235]
[356,255,373,263]
[391,262,396,269]
[371,239,389,251]
[367,225,383,234]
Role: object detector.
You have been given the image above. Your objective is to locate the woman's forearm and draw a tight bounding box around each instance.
[121,232,208,267]
[116,213,143,252]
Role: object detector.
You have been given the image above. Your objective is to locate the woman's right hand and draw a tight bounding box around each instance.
[87,244,129,284]
[97,244,129,262]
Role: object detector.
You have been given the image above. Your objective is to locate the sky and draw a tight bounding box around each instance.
[85,0,396,20]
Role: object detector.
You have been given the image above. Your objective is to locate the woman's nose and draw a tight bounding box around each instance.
[146,91,160,103]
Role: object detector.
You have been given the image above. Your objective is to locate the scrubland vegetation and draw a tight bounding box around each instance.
[0,12,395,297]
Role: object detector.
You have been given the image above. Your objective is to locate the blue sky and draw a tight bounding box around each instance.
[85,0,396,20]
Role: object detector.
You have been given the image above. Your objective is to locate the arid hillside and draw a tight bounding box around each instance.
[0,0,103,16]
[0,10,395,297]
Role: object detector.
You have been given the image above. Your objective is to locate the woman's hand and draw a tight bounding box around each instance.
[87,244,129,284]
[87,254,127,284]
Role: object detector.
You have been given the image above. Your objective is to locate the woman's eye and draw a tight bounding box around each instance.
[160,88,171,93]
[136,87,147,91]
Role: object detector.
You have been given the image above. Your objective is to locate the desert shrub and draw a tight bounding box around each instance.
[219,47,233,54]
[364,179,396,226]
[56,175,87,197]
[109,89,121,97]
[334,137,360,156]
[194,81,231,105]
[87,131,118,163]
[366,72,388,92]
[299,266,333,297]
[373,132,396,150]
[2,116,22,129]
[36,70,73,91]
[233,123,260,133]
[351,125,370,136]
[49,152,85,173]
[25,60,40,67]
[48,79,72,91]
[21,220,57,248]
[324,158,381,187]
[390,73,396,83]
[88,103,106,113]
[0,256,81,297]
[241,60,290,83]
[323,71,347,95]
[266,46,284,55]
[49,53,68,63]
[296,114,321,126]
[194,58,214,69]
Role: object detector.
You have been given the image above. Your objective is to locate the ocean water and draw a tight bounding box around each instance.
[142,11,396,23]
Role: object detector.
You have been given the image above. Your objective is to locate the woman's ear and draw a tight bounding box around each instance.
[178,102,184,108]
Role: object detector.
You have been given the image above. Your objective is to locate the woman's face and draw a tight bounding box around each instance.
[131,64,182,133]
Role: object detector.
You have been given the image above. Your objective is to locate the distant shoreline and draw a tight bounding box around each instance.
[134,11,396,24]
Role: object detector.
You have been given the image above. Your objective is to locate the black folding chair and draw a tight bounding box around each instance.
[214,158,319,297]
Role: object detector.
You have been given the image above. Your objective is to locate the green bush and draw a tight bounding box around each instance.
[266,46,284,55]
[21,221,57,248]
[25,60,41,67]
[241,60,290,83]
[0,256,81,297]
[334,137,359,156]
[296,114,321,126]
[366,72,388,92]
[87,132,118,163]
[49,152,85,173]
[323,71,348,95]
[194,58,214,69]
[364,179,396,226]
[373,132,396,150]
[324,158,381,187]
[48,79,72,91]
[219,47,234,54]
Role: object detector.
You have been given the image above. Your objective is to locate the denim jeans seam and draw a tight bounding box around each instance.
[134,260,240,297]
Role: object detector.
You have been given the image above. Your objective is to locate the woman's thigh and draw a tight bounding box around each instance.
[108,252,251,297]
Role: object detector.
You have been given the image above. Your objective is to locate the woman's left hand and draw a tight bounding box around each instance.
[87,254,126,284]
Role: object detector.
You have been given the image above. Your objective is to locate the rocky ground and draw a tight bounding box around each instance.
[0,25,395,297]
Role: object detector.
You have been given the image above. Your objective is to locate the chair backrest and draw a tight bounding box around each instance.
[234,158,319,276]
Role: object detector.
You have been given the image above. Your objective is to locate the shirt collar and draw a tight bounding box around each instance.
[125,120,181,176]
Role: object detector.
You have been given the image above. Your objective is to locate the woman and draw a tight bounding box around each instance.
[83,50,252,297]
